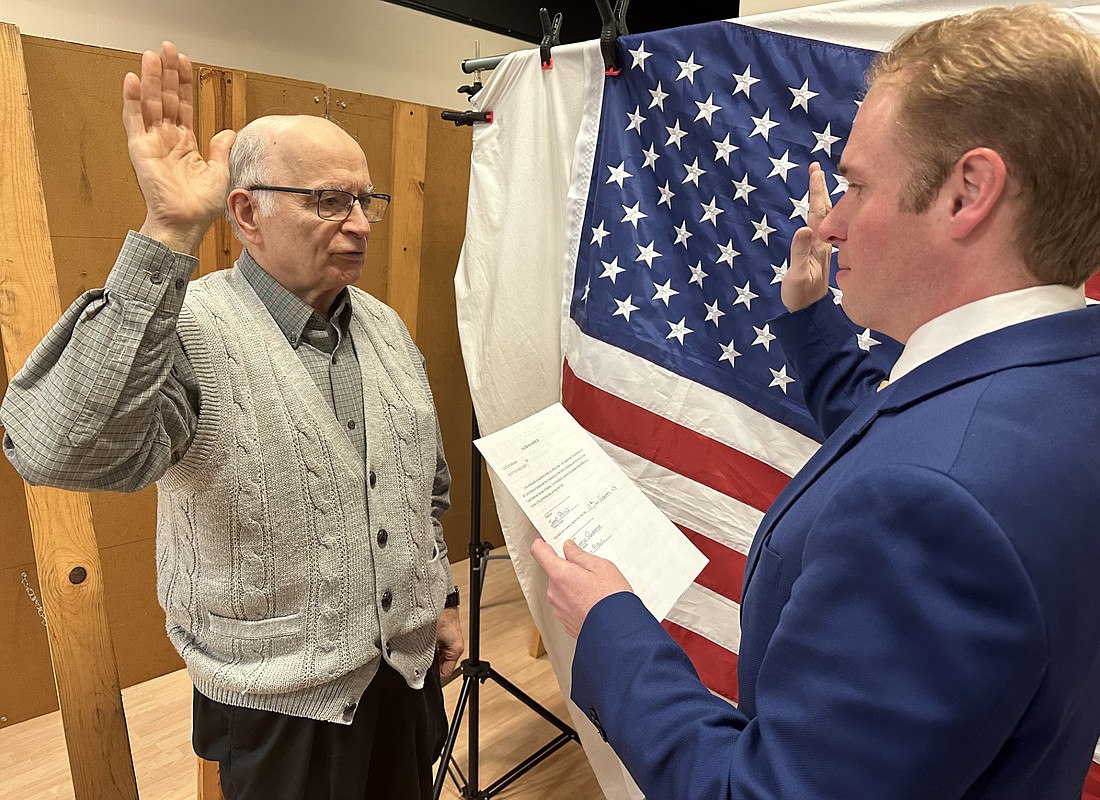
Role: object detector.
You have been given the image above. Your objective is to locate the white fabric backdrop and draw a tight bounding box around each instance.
[454,3,1100,796]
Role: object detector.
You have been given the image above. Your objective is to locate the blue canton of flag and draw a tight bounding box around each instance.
[570,22,893,441]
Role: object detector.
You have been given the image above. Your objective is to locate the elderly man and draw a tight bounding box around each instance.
[1,42,462,800]
[532,6,1100,799]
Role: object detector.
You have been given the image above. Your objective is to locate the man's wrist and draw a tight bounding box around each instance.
[138,218,212,256]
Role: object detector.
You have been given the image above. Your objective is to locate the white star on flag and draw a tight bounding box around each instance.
[649,81,669,110]
[751,214,777,245]
[857,328,882,351]
[666,317,694,344]
[717,239,740,267]
[626,105,646,133]
[829,285,844,305]
[749,108,780,141]
[688,262,708,287]
[789,192,810,222]
[733,281,759,310]
[832,174,849,195]
[581,281,590,302]
[770,260,789,285]
[704,299,725,326]
[599,256,625,283]
[657,181,676,206]
[590,221,609,246]
[700,197,724,226]
[732,173,757,204]
[676,52,703,83]
[652,279,679,306]
[694,94,722,124]
[788,79,819,111]
[732,64,760,97]
[768,149,798,182]
[683,158,707,186]
[613,294,639,321]
[718,339,741,366]
[665,120,689,149]
[811,123,842,156]
[607,161,632,187]
[642,143,660,170]
[621,202,647,228]
[629,41,652,70]
[713,133,738,164]
[674,221,693,247]
[753,323,777,350]
[769,364,796,393]
[636,241,662,267]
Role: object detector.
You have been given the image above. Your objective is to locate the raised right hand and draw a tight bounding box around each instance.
[781,162,833,313]
[122,41,236,255]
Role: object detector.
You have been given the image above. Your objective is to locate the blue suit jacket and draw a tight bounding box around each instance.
[572,298,1100,799]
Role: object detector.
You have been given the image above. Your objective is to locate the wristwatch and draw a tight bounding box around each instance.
[444,587,460,609]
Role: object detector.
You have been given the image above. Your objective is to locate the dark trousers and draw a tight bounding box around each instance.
[192,663,447,800]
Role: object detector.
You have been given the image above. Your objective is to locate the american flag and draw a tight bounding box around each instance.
[562,22,895,702]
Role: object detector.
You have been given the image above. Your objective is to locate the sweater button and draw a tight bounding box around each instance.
[385,641,393,657]
[369,470,377,488]
[381,590,393,611]
[377,528,388,546]
[343,701,357,715]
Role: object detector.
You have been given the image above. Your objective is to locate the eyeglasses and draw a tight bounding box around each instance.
[248,185,391,222]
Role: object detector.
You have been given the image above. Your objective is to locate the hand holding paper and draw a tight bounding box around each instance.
[475,403,707,626]
[530,539,633,638]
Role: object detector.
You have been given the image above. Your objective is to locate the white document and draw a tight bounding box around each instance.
[475,403,708,621]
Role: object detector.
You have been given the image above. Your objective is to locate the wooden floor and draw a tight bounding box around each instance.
[0,557,602,799]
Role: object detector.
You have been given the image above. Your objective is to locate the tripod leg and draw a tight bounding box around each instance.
[486,666,579,738]
[433,672,475,799]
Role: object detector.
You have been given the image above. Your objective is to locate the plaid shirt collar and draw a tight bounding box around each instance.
[237,248,352,348]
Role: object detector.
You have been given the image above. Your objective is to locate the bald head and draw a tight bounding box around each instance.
[226,115,366,237]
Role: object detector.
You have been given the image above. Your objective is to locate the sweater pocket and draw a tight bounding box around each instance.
[207,610,303,640]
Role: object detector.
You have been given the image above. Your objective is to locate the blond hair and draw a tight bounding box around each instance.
[868,5,1100,286]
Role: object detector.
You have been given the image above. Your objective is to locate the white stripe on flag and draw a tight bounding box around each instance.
[665,582,743,654]
[565,319,818,478]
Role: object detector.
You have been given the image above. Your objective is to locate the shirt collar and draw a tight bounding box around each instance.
[237,248,351,347]
[890,284,1086,383]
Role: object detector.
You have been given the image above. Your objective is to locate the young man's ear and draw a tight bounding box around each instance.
[946,147,1007,239]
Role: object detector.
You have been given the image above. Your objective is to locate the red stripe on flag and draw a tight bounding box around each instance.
[1082,760,1100,800]
[676,523,747,605]
[663,619,740,702]
[562,362,791,512]
[1086,274,1100,302]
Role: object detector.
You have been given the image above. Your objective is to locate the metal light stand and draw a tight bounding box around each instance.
[432,413,578,799]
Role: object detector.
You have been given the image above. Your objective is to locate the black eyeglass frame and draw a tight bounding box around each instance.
[248,185,392,222]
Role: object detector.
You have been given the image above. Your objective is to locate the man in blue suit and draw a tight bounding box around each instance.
[531,6,1100,798]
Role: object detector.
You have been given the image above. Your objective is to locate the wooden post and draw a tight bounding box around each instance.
[197,66,247,276]
[0,23,139,800]
[387,101,428,339]
[197,758,222,800]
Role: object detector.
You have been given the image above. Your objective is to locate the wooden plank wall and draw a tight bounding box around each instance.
[0,33,503,734]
